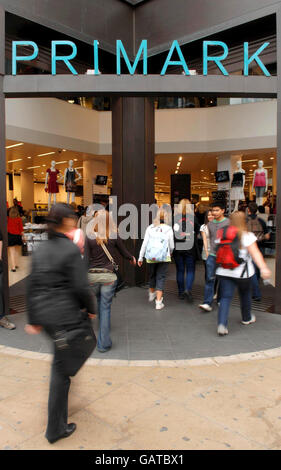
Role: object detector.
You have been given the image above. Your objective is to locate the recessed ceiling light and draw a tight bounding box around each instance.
[27,156,32,159]
[5,143,24,149]
[178,156,183,161]
[37,151,56,157]
[8,159,23,163]
[27,166,41,169]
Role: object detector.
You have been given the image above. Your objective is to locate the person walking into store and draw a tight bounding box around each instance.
[215,211,271,336]
[200,209,213,275]
[85,209,136,353]
[7,206,23,272]
[199,201,229,312]
[138,207,174,310]
[25,203,97,444]
[173,199,200,302]
[0,229,16,330]
[246,201,270,301]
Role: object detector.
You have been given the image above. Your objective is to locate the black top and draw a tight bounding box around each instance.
[26,232,96,328]
[66,168,76,183]
[231,172,244,188]
[0,230,2,241]
[85,235,134,272]
[173,213,200,258]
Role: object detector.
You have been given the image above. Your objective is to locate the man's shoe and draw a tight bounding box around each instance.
[217,324,228,336]
[0,316,16,330]
[241,314,256,325]
[199,303,212,312]
[178,292,185,300]
[252,297,261,302]
[47,423,77,444]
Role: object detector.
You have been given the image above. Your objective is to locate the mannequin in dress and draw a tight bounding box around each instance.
[252,160,268,206]
[63,160,82,204]
[230,161,245,212]
[45,161,60,211]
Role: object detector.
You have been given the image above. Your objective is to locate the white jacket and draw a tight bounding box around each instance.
[138,223,174,262]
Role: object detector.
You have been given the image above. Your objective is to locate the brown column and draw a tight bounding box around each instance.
[0,7,9,315]
[112,97,155,286]
[272,8,281,313]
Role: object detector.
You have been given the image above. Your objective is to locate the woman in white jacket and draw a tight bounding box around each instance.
[138,208,174,310]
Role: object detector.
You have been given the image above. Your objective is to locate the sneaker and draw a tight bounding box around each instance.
[217,324,228,336]
[241,314,256,325]
[0,316,16,330]
[199,303,213,312]
[148,291,156,302]
[155,298,164,310]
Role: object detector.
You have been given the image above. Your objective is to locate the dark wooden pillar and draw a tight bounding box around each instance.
[0,7,9,315]
[112,97,155,286]
[274,8,281,312]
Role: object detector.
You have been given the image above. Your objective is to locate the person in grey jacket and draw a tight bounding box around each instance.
[25,203,97,444]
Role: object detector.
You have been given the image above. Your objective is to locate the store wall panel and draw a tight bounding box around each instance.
[0,0,133,55]
[5,98,277,156]
[135,0,280,56]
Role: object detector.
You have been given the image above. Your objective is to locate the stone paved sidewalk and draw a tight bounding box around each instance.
[1,348,281,450]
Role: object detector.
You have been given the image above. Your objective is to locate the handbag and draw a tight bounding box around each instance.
[88,267,117,285]
[53,317,96,377]
[100,242,127,294]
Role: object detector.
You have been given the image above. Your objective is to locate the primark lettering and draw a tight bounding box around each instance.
[12,39,271,76]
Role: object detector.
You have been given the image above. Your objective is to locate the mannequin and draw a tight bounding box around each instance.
[230,161,245,212]
[45,161,60,211]
[64,160,82,204]
[252,160,268,206]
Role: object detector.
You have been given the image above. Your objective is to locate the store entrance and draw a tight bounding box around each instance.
[5,135,112,295]
[154,149,277,293]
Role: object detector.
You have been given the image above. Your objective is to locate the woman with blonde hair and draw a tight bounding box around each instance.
[215,211,271,336]
[85,210,136,352]
[173,198,200,302]
[7,206,23,272]
[138,207,174,310]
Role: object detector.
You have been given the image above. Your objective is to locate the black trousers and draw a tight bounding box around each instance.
[44,322,96,441]
[46,352,71,441]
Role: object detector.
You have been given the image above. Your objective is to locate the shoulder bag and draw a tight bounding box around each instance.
[100,242,127,294]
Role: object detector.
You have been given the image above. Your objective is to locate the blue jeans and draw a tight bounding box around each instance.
[218,277,252,327]
[251,262,262,299]
[91,280,117,351]
[203,255,217,305]
[174,253,195,293]
[149,262,169,291]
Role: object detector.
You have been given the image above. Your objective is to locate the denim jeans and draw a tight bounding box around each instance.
[174,253,195,293]
[217,277,252,327]
[148,262,169,292]
[203,255,217,305]
[91,280,117,351]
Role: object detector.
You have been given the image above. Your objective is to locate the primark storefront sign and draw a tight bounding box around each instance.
[11,39,271,76]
